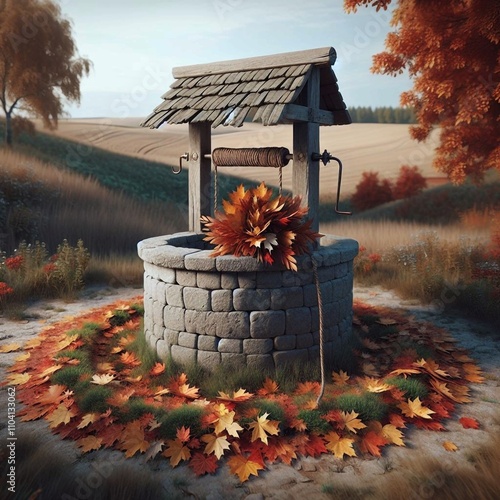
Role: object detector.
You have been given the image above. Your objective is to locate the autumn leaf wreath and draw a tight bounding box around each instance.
[201,182,322,271]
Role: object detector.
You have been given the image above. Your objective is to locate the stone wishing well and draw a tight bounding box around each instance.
[139,47,358,371]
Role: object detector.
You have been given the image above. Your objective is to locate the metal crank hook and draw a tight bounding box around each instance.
[312,150,352,215]
[174,152,189,175]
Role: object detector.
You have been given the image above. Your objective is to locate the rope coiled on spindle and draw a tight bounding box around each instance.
[212,147,290,168]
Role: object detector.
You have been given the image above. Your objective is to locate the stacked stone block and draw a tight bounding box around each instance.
[138,232,358,371]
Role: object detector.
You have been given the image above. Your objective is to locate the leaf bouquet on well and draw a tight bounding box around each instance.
[201,182,322,271]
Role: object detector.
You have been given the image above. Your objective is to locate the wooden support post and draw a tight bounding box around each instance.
[188,122,212,232]
[292,67,320,235]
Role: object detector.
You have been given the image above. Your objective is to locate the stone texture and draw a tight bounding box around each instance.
[166,284,184,308]
[221,353,246,366]
[164,329,179,345]
[271,287,303,310]
[274,335,296,351]
[176,270,197,287]
[211,290,233,312]
[178,332,198,349]
[171,345,197,366]
[221,273,239,289]
[334,262,348,279]
[286,307,312,335]
[156,339,170,360]
[163,305,185,331]
[185,250,217,271]
[233,289,271,311]
[185,310,207,334]
[206,311,250,339]
[141,245,199,268]
[238,272,257,289]
[243,338,273,355]
[197,272,221,290]
[246,354,275,371]
[197,350,221,371]
[296,333,314,349]
[250,311,285,339]
[143,262,176,284]
[273,348,309,367]
[198,336,219,352]
[256,271,283,288]
[218,339,243,353]
[183,287,211,311]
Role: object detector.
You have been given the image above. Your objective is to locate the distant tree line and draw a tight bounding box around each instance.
[348,106,416,124]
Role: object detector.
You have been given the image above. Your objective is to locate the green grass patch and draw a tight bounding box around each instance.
[158,405,206,440]
[335,393,388,422]
[386,376,429,400]
[298,409,331,434]
[77,386,113,414]
[51,365,92,390]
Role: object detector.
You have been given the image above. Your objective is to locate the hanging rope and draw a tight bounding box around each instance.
[312,256,326,407]
[212,147,290,168]
[213,163,219,213]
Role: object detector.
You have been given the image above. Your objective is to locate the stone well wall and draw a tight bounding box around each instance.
[138,232,358,372]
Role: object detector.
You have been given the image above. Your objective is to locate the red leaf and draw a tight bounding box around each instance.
[189,452,219,476]
[459,417,480,429]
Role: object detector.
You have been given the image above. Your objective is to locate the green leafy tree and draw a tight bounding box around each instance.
[0,0,91,146]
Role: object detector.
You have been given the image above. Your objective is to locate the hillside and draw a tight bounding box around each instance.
[41,119,443,198]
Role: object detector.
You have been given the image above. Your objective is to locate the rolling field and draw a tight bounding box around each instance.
[43,119,443,198]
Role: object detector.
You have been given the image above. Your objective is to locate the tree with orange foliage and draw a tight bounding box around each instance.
[351,171,393,211]
[345,0,500,183]
[0,0,91,146]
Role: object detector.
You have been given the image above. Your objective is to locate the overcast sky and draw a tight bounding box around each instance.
[58,0,412,119]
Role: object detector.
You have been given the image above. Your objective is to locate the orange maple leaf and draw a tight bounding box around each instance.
[119,351,141,367]
[332,370,350,385]
[163,438,191,467]
[359,431,387,457]
[77,435,103,452]
[149,362,165,377]
[324,432,357,459]
[176,426,191,443]
[257,377,279,396]
[227,452,265,482]
[119,421,149,458]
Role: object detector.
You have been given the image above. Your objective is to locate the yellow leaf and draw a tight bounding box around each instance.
[214,410,243,438]
[201,433,231,460]
[77,435,103,452]
[47,404,76,428]
[77,413,99,429]
[37,365,63,379]
[90,373,116,385]
[14,352,30,363]
[7,372,31,385]
[0,343,22,353]
[217,388,253,402]
[443,441,458,452]
[364,377,392,393]
[339,411,367,434]
[332,370,350,384]
[388,368,421,378]
[248,412,280,445]
[163,439,191,467]
[56,334,80,351]
[24,338,41,349]
[324,432,357,459]
[382,424,405,446]
[398,397,435,419]
[96,362,114,372]
[227,453,264,482]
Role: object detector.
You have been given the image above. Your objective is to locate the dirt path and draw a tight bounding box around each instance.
[1,285,499,499]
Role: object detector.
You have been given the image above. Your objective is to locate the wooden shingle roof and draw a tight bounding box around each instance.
[141,47,351,129]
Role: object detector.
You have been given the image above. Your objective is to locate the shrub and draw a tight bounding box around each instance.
[393,165,427,200]
[297,409,332,434]
[78,386,113,414]
[0,239,90,308]
[252,399,286,423]
[351,171,394,212]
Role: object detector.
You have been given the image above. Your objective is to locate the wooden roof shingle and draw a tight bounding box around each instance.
[141,47,351,129]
